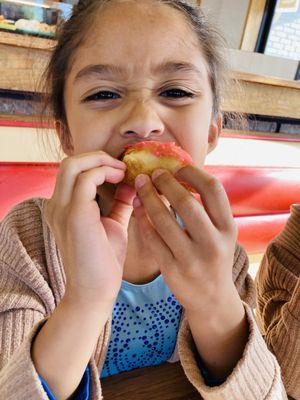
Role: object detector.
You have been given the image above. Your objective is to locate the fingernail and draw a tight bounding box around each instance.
[152,169,166,180]
[135,174,148,189]
[133,196,142,208]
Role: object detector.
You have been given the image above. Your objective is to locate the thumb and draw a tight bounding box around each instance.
[109,183,136,228]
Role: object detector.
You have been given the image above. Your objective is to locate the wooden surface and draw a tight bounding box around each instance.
[222,75,300,119]
[101,362,200,400]
[0,43,49,92]
[232,70,300,90]
[0,31,55,50]
[240,0,267,51]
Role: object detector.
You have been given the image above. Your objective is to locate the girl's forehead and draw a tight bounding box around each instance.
[68,1,209,83]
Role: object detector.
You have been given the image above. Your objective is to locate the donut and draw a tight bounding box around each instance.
[121,141,195,190]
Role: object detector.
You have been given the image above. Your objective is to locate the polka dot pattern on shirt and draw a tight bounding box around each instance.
[101,275,182,378]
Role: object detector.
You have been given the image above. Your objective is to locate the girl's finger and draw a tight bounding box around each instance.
[109,183,136,228]
[72,166,125,205]
[53,152,126,206]
[135,174,192,261]
[175,165,235,232]
[151,169,214,241]
[133,200,174,267]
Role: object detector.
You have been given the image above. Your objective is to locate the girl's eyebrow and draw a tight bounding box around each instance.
[73,61,204,83]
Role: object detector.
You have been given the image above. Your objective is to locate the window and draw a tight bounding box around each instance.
[256,0,300,62]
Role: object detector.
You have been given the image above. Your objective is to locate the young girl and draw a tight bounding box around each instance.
[256,204,300,400]
[0,1,287,399]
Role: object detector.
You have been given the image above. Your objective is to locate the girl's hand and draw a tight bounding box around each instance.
[133,165,238,314]
[134,166,249,380]
[44,151,136,307]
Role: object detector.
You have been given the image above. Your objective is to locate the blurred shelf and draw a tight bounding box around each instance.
[223,71,300,119]
[0,31,55,50]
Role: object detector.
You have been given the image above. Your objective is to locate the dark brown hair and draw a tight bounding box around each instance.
[40,0,243,158]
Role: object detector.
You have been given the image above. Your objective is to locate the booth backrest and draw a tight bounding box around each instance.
[1,162,299,254]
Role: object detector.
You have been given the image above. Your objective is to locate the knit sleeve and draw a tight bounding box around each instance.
[0,200,103,400]
[0,231,59,400]
[177,243,288,399]
[0,308,99,400]
[0,308,53,400]
[0,200,55,399]
[256,205,300,400]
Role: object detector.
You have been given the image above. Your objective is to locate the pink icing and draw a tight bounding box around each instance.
[124,141,194,165]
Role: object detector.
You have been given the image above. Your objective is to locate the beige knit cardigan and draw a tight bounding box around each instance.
[256,204,300,400]
[0,198,287,400]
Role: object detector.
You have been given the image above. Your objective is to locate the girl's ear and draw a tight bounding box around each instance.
[207,113,222,154]
[54,120,74,156]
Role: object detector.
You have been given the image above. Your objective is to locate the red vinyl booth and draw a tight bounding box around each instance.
[0,162,299,254]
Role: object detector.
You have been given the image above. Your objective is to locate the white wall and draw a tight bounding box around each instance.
[0,126,63,162]
[228,48,299,80]
[201,0,250,49]
[206,137,300,167]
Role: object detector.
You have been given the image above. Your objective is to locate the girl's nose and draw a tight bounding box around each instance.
[119,100,164,139]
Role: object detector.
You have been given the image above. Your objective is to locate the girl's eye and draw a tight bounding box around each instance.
[84,91,120,102]
[160,89,195,99]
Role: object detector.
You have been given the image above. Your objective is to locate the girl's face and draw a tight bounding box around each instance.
[61,0,221,167]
